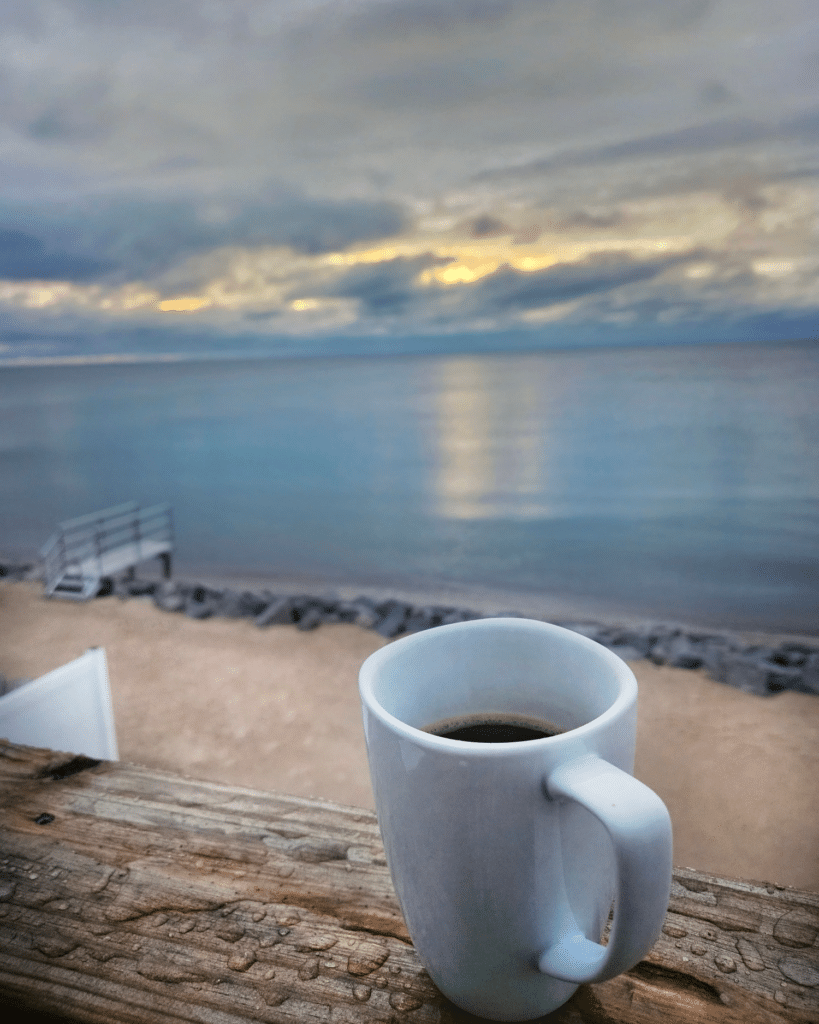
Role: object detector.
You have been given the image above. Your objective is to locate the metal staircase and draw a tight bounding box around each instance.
[41,502,173,600]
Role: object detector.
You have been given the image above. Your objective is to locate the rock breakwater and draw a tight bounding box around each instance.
[2,562,817,698]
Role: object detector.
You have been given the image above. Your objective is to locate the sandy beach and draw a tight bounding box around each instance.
[1,579,817,892]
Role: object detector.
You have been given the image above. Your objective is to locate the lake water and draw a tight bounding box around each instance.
[1,341,817,633]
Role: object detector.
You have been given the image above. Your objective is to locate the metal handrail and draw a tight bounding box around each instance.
[41,502,173,596]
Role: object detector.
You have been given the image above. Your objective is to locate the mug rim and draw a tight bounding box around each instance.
[359,617,638,754]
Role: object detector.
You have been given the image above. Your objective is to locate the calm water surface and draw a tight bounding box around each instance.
[1,342,817,632]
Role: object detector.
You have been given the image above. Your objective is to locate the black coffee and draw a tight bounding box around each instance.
[423,712,563,743]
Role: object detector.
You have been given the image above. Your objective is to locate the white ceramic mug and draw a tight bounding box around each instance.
[359,617,673,1021]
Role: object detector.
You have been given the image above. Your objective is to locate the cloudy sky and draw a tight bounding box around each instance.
[1,0,817,360]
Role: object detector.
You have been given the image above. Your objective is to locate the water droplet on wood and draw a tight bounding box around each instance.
[34,935,78,958]
[347,946,389,976]
[259,986,288,1007]
[773,908,819,949]
[737,938,766,971]
[137,962,205,984]
[353,984,372,1002]
[778,957,819,988]
[662,924,688,938]
[295,934,336,952]
[215,922,245,943]
[298,959,320,981]
[228,951,256,972]
[389,992,424,1012]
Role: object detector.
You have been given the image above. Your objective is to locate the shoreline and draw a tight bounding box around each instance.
[3,560,817,699]
[181,564,819,648]
[6,547,818,643]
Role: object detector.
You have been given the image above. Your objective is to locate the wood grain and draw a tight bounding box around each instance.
[0,741,817,1023]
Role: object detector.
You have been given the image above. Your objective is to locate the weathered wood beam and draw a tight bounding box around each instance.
[0,742,817,1023]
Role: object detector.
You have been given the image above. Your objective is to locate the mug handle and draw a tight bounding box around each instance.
[538,754,673,984]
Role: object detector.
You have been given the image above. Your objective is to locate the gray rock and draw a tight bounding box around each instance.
[374,602,411,638]
[288,595,320,625]
[720,651,798,697]
[440,608,478,625]
[295,605,325,631]
[254,596,294,627]
[152,581,184,612]
[332,600,368,624]
[126,578,157,597]
[211,588,243,617]
[346,598,382,629]
[697,637,735,682]
[722,654,771,695]
[596,627,656,660]
[654,634,708,670]
[184,596,216,619]
[215,589,269,618]
[112,577,134,599]
[0,562,34,581]
[769,644,810,667]
[403,606,443,633]
[646,629,683,665]
[799,652,819,695]
[765,665,804,693]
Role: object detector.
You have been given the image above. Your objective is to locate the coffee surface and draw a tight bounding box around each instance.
[423,712,563,743]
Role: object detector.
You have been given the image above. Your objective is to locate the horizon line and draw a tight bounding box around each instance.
[0,334,815,369]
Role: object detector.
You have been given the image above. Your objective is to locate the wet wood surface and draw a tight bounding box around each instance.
[0,741,817,1023]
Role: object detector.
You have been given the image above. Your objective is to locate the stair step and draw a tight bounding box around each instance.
[49,572,100,601]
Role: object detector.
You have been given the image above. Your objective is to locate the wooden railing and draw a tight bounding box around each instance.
[0,741,817,1023]
[40,502,173,599]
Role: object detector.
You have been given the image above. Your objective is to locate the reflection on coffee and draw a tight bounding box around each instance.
[423,712,563,743]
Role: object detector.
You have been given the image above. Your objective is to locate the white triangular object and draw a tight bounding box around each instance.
[0,648,118,761]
